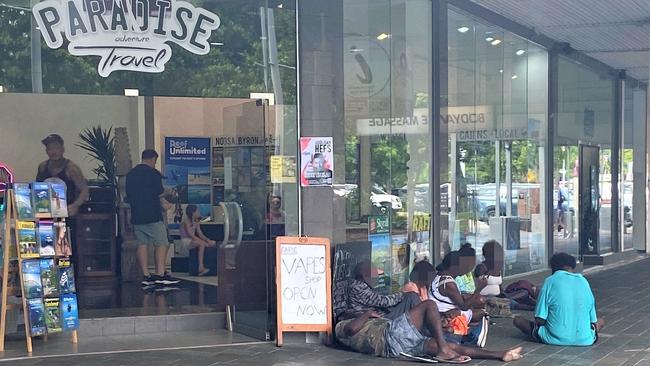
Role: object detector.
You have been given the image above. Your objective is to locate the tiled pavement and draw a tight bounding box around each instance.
[3,257,650,365]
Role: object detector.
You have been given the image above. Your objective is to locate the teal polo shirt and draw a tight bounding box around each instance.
[535,270,597,346]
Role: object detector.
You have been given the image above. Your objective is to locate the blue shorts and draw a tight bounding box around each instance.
[134,221,170,246]
[385,313,431,357]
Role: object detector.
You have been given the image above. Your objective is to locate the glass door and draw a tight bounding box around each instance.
[579,144,600,256]
[217,99,273,340]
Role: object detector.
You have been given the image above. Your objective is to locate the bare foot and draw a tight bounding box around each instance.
[436,345,461,361]
[596,318,605,331]
[198,268,210,276]
[502,346,523,362]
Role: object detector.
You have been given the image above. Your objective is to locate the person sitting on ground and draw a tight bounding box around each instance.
[475,240,539,311]
[473,240,505,297]
[334,260,421,322]
[430,251,489,347]
[455,244,477,294]
[181,205,216,276]
[402,260,436,301]
[336,300,523,363]
[513,253,604,346]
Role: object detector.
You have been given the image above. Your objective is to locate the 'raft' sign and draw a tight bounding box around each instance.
[33,0,221,77]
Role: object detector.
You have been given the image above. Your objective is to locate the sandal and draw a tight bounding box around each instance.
[430,355,471,364]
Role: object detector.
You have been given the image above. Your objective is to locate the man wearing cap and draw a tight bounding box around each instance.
[36,134,89,217]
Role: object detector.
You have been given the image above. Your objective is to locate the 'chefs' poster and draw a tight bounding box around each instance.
[300,137,333,187]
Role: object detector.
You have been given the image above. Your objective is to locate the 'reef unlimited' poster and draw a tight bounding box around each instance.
[300,137,333,187]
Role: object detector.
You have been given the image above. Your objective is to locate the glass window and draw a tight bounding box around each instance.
[342,0,432,293]
[555,57,616,255]
[0,0,298,332]
[443,8,548,276]
[621,83,647,250]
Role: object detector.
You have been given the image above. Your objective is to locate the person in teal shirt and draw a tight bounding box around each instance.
[513,253,604,346]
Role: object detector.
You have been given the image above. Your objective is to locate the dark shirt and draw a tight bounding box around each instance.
[126,164,164,225]
[333,279,403,321]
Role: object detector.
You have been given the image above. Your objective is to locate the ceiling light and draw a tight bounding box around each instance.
[124,88,139,97]
[516,49,526,56]
[485,37,494,42]
[210,42,224,46]
[499,69,504,73]
[377,33,390,40]
[457,26,470,33]
[277,3,283,8]
[511,74,518,79]
[349,46,364,53]
[491,39,502,46]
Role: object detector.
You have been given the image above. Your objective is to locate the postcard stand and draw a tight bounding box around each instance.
[0,185,78,353]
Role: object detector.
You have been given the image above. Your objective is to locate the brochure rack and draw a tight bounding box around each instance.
[0,184,78,353]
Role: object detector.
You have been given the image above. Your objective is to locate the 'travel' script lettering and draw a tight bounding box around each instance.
[33,0,221,77]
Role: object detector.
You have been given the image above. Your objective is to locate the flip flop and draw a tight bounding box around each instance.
[399,352,438,363]
[400,352,471,364]
[429,355,472,364]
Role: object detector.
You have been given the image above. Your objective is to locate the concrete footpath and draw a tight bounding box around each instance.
[3,256,650,366]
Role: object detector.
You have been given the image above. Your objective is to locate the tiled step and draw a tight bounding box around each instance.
[79,312,226,337]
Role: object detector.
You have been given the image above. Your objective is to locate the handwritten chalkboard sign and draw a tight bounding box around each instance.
[275,236,332,346]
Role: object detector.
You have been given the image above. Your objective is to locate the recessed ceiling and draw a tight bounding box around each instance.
[471,0,650,82]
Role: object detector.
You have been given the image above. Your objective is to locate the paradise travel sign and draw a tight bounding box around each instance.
[33,0,221,77]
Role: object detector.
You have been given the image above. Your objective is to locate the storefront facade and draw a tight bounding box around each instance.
[0,0,647,340]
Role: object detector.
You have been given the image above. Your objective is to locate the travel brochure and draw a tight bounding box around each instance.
[61,293,79,331]
[28,298,46,336]
[13,182,68,220]
[40,258,59,298]
[17,221,38,258]
[44,298,62,333]
[38,220,56,256]
[32,182,52,218]
[20,257,78,336]
[6,183,78,338]
[22,260,43,299]
[58,257,76,294]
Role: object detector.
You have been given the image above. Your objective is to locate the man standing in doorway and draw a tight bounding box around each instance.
[37,134,89,217]
[37,134,89,272]
[126,149,179,287]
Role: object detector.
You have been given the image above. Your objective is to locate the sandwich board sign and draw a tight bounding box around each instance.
[275,236,332,346]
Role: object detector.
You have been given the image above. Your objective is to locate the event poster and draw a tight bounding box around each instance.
[300,137,333,187]
[164,137,212,219]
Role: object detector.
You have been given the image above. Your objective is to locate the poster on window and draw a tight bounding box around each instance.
[164,137,212,220]
[300,137,333,187]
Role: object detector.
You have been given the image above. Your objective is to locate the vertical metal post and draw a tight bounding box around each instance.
[260,7,270,92]
[30,0,43,93]
[432,0,447,263]
[611,71,623,253]
[267,9,284,105]
[546,51,558,261]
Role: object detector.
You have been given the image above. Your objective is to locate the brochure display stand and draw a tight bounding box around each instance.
[0,183,79,353]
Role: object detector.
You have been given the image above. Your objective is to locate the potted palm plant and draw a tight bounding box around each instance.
[76,125,116,186]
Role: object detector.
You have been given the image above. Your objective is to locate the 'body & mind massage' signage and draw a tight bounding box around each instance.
[33,0,221,77]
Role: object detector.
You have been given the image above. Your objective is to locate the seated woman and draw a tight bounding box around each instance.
[455,244,477,294]
[430,251,489,348]
[181,205,216,276]
[402,260,436,301]
[474,240,538,311]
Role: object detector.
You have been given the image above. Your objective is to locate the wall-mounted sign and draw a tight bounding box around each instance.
[300,137,333,187]
[163,137,212,219]
[33,0,221,77]
[270,156,296,184]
